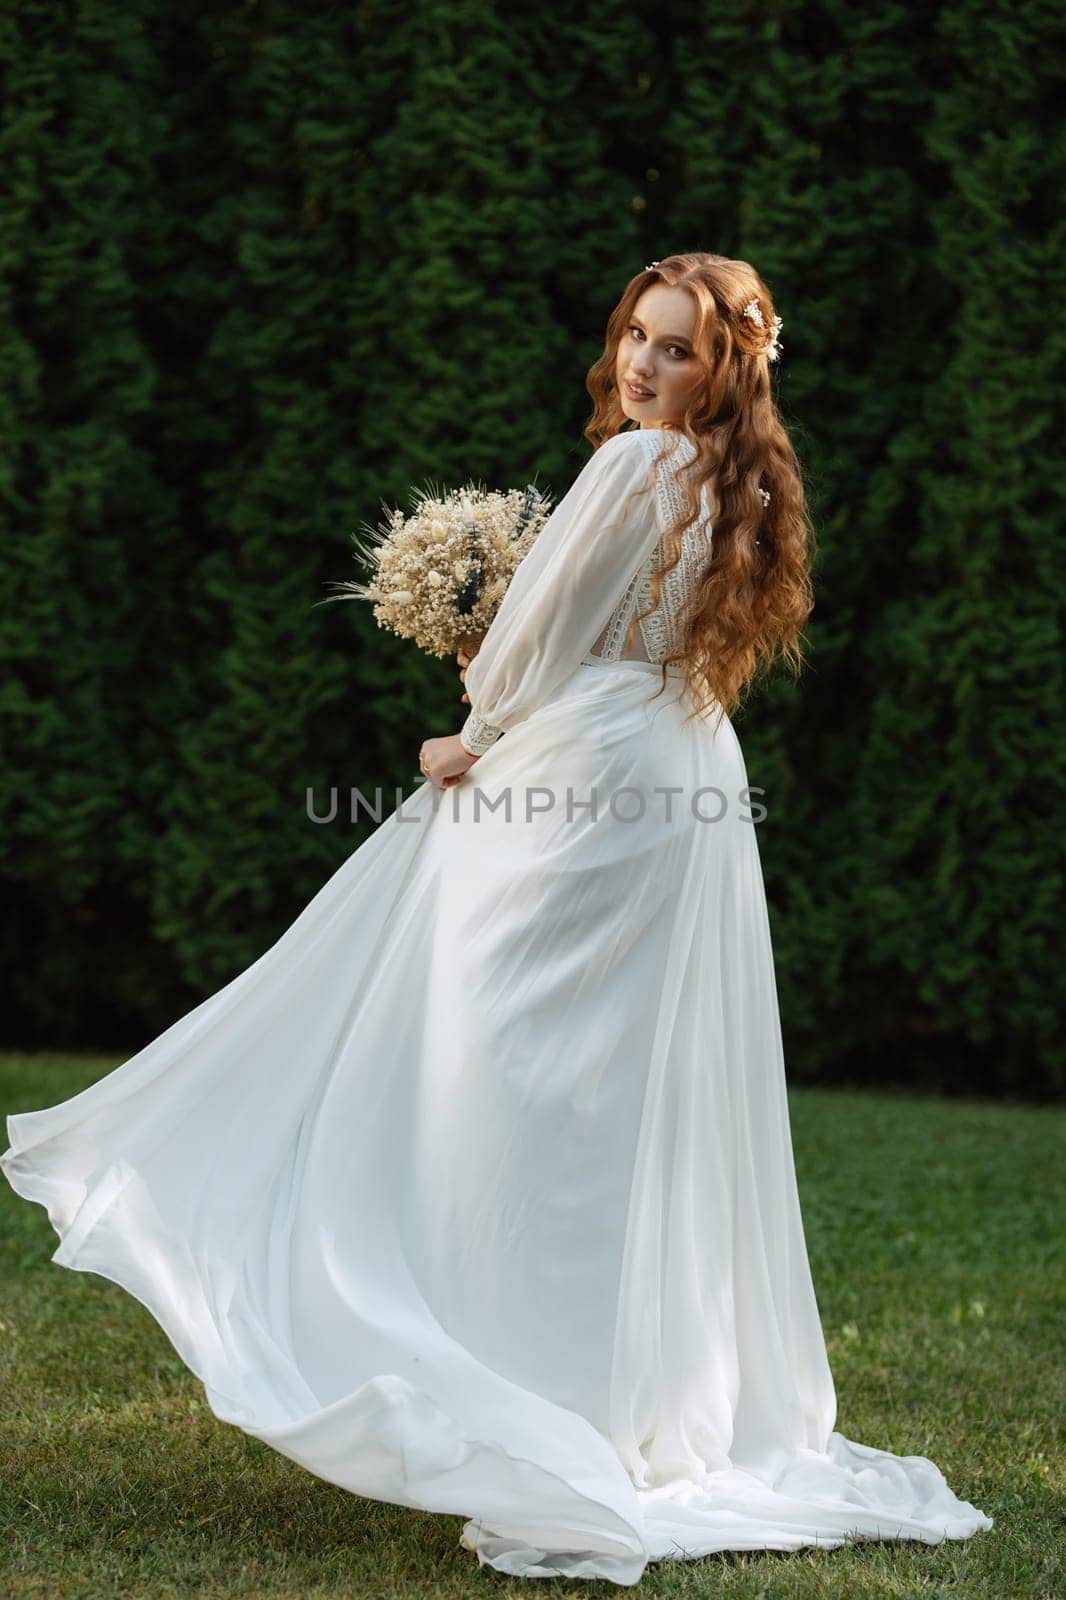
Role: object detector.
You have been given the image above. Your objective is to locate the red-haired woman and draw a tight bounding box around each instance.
[3,255,992,1584]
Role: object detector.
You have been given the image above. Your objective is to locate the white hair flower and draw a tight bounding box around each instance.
[741,297,784,361]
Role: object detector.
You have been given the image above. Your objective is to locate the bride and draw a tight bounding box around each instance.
[2,252,992,1584]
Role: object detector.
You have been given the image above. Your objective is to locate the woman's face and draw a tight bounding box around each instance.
[616,284,704,428]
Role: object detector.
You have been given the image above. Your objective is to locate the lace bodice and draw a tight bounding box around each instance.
[584,429,715,670]
[459,428,715,758]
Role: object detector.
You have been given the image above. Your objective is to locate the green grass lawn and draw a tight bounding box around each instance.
[1,1053,1062,1599]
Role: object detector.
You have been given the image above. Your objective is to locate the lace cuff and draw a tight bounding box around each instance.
[459,711,505,757]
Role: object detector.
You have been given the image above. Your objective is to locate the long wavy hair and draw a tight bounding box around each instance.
[584,251,816,728]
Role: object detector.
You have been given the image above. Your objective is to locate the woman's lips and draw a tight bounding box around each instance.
[624,381,656,402]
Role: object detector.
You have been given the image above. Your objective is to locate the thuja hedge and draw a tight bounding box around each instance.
[1,1,1060,1095]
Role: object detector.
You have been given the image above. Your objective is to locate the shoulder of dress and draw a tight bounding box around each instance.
[587,429,665,481]
[653,427,698,462]
[585,428,701,488]
[589,428,651,460]
[601,427,698,462]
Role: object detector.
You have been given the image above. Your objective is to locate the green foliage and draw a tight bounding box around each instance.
[0,3,1060,1093]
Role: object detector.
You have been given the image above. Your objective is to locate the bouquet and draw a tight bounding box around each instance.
[320,478,554,658]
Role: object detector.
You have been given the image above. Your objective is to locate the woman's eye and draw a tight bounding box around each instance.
[628,327,689,361]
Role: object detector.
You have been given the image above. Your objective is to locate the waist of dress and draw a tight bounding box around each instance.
[578,651,686,678]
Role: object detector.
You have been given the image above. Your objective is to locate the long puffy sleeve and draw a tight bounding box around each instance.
[458,429,665,757]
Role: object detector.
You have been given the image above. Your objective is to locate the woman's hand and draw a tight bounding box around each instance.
[419,733,479,790]
[416,638,486,787]
[457,636,483,704]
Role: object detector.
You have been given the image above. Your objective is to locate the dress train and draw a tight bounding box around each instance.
[2,657,993,1583]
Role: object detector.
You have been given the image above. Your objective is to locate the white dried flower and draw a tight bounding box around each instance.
[741,298,784,361]
[759,486,771,506]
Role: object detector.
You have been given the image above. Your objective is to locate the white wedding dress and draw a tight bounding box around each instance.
[2,427,992,1583]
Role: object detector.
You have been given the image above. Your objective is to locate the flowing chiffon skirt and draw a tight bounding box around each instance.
[1,657,992,1583]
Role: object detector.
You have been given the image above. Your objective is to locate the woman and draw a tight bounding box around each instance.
[2,254,992,1584]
